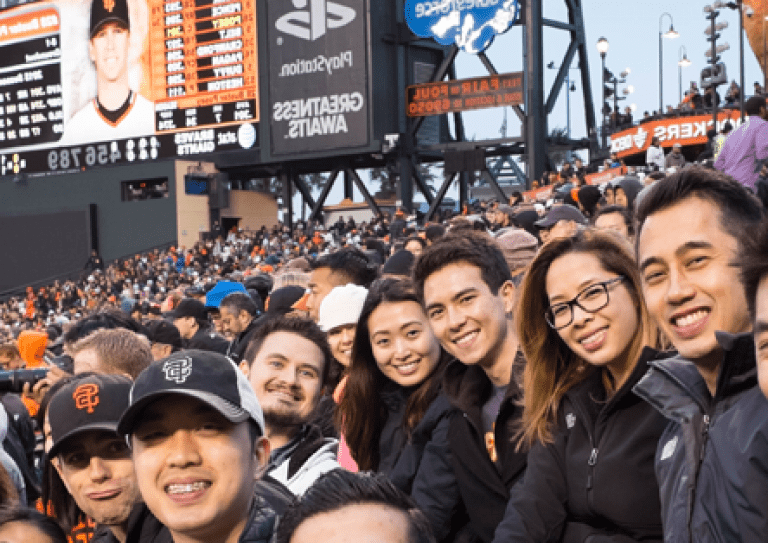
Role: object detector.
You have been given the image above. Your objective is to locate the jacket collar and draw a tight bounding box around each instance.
[443,354,523,420]
[567,346,665,417]
[633,332,756,419]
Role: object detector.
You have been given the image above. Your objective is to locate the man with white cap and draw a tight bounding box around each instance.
[118,350,291,543]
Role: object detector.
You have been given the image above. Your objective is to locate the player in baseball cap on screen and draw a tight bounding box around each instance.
[118,350,291,543]
[60,0,154,144]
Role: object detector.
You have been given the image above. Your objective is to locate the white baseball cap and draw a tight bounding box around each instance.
[317,284,369,332]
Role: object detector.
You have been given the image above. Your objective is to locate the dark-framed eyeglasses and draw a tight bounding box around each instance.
[545,276,625,330]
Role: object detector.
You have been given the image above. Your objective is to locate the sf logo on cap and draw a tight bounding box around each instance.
[163,357,193,384]
[73,384,100,414]
[104,0,115,12]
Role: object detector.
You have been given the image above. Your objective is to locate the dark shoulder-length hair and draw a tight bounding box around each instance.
[336,278,450,471]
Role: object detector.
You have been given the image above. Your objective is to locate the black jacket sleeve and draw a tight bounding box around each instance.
[491,431,569,543]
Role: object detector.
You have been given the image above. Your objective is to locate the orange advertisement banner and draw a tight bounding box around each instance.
[610,111,742,159]
[585,166,627,186]
[0,7,59,44]
[523,185,553,202]
[406,72,523,118]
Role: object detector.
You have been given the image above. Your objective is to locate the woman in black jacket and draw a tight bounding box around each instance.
[492,229,668,543]
[337,278,462,542]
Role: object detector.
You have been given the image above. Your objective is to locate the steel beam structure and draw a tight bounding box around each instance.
[219,0,597,228]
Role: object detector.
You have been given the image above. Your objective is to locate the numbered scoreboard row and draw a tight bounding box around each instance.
[155,98,254,131]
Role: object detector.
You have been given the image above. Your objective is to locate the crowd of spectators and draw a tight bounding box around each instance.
[0,114,767,543]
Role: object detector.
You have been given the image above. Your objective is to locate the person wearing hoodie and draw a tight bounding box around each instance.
[240,315,340,495]
[576,185,601,219]
[613,177,644,215]
[664,143,686,170]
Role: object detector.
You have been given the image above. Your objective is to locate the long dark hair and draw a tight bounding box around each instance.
[337,278,449,471]
[37,376,81,532]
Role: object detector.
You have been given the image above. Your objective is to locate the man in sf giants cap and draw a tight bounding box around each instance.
[48,374,140,543]
[60,0,154,144]
[118,350,291,543]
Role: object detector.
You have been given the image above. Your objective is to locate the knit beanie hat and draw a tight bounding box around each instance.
[496,229,539,273]
[317,284,369,332]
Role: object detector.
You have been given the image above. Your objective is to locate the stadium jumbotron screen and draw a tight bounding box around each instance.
[0,0,259,176]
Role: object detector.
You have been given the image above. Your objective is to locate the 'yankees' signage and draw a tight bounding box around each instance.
[266,0,370,156]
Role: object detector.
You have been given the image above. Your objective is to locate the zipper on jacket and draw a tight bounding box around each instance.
[698,415,710,463]
[586,447,599,490]
[688,413,712,539]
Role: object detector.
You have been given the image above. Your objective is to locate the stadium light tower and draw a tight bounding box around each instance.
[659,13,679,112]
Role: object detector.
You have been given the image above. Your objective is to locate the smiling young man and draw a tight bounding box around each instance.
[48,374,140,543]
[633,167,768,542]
[413,230,527,543]
[117,350,290,543]
[60,0,154,144]
[241,316,339,495]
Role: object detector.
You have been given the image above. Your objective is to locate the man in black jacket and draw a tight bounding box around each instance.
[220,292,263,364]
[118,350,289,543]
[166,298,229,354]
[414,230,527,543]
[634,167,768,542]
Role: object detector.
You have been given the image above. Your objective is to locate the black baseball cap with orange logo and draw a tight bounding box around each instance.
[48,373,132,459]
[90,0,130,39]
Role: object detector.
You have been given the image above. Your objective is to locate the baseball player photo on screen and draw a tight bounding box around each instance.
[59,0,154,145]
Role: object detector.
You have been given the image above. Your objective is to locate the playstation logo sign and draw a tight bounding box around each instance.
[276,0,356,41]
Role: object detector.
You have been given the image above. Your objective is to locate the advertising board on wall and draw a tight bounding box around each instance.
[406,72,522,117]
[0,0,260,176]
[610,111,741,159]
[265,0,369,157]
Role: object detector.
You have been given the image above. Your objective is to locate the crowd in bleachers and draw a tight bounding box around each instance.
[0,104,767,543]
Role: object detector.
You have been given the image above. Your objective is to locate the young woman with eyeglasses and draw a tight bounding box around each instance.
[492,229,669,543]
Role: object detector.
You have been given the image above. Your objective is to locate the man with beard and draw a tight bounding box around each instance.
[240,316,339,495]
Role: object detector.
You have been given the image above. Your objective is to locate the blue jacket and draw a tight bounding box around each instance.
[633,332,768,543]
